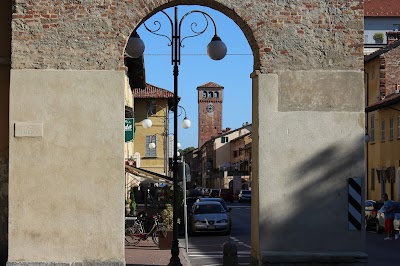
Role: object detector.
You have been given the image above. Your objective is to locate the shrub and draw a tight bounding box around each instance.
[373,32,384,40]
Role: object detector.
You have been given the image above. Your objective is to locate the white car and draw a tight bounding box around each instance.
[190,201,231,235]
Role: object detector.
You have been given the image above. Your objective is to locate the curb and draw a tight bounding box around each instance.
[179,246,192,266]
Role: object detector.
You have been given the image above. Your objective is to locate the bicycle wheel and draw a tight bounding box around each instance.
[152,225,167,246]
[125,223,143,246]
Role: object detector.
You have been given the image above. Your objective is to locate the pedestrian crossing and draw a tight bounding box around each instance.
[186,236,251,266]
[187,251,251,266]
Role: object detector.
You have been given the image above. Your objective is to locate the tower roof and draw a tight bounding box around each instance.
[197,82,224,89]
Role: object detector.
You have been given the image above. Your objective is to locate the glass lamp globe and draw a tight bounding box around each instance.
[181,118,191,129]
[142,118,152,129]
[207,35,227,61]
[148,143,156,149]
[125,32,145,58]
[177,143,181,149]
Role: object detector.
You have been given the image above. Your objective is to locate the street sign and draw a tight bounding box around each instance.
[125,118,134,142]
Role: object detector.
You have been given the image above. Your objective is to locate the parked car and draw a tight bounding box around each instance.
[365,200,384,231]
[238,189,251,203]
[375,201,400,234]
[220,188,234,203]
[190,201,231,235]
[185,196,201,214]
[208,189,220,198]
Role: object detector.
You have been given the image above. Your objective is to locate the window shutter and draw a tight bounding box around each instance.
[371,168,375,190]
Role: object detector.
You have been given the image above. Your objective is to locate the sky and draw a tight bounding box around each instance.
[136,5,253,149]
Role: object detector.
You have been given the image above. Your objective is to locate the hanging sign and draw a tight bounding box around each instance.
[125,118,134,142]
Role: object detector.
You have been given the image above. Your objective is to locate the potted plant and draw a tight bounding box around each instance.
[158,204,173,249]
[373,32,384,43]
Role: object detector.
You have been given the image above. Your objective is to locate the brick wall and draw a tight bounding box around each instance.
[11,0,364,73]
[384,46,400,95]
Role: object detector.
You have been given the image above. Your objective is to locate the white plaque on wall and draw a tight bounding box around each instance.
[14,122,43,137]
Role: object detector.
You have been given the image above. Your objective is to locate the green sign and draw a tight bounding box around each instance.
[125,118,134,142]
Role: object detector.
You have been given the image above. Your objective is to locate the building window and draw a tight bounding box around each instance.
[145,135,157,157]
[214,92,219,98]
[390,117,394,141]
[208,92,213,98]
[233,150,238,158]
[381,119,385,142]
[365,35,368,43]
[221,136,228,143]
[398,115,400,139]
[370,115,375,143]
[203,91,207,98]
[371,168,375,191]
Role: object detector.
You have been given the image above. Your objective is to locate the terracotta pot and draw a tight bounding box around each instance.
[158,230,173,250]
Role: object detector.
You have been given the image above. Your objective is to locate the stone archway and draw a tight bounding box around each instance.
[7,0,366,265]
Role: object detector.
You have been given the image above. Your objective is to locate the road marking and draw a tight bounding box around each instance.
[230,236,252,248]
[188,251,251,254]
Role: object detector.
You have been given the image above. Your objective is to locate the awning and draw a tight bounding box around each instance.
[125,165,173,185]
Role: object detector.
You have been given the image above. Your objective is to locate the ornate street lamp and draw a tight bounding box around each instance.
[125,6,226,265]
[142,105,191,131]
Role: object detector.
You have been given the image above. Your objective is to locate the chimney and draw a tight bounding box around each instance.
[386,31,400,45]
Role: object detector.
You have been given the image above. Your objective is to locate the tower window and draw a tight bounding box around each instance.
[203,91,207,98]
[208,92,213,98]
[214,92,219,98]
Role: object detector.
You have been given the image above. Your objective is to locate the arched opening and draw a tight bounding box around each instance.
[124,4,254,265]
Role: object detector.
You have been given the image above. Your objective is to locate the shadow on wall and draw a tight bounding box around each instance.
[260,138,365,251]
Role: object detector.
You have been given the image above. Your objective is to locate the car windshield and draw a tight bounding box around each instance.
[194,204,224,214]
[242,190,251,194]
[200,198,228,211]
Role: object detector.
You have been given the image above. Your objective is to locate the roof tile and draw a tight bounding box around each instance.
[365,0,400,17]
[197,82,224,89]
[132,83,175,98]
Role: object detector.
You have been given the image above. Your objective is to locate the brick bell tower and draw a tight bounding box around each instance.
[197,82,224,148]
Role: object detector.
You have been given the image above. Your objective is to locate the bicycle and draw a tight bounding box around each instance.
[125,213,167,246]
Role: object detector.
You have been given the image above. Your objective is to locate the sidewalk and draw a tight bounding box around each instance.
[125,239,191,266]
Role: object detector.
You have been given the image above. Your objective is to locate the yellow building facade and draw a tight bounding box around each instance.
[132,84,175,176]
[365,43,400,201]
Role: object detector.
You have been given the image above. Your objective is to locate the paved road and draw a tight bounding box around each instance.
[366,230,400,266]
[183,202,252,266]
[182,201,400,266]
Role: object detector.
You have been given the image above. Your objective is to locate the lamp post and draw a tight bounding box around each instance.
[142,104,191,176]
[125,6,227,265]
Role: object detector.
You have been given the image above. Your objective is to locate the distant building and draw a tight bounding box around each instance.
[365,40,400,200]
[364,0,400,54]
[197,82,224,148]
